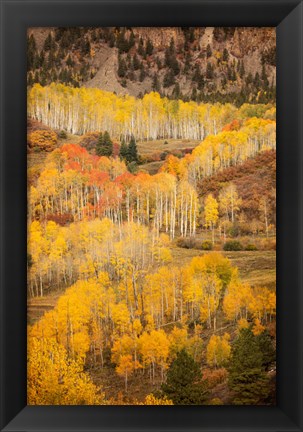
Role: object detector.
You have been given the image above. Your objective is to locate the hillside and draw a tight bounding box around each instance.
[27,27,276,105]
[198,149,276,226]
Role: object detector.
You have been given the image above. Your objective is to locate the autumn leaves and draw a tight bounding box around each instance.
[27,90,276,404]
[27,251,276,404]
[28,84,276,142]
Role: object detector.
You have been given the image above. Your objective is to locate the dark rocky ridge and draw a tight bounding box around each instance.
[27,27,276,105]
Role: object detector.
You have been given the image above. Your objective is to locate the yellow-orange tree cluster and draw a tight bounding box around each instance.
[28,251,275,403]
[28,84,275,140]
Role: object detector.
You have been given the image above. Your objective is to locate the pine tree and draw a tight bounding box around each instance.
[254,72,261,89]
[96,131,113,157]
[127,135,138,163]
[206,44,212,58]
[184,52,191,74]
[240,60,245,78]
[256,330,275,370]
[228,328,270,405]
[138,37,145,56]
[43,33,53,51]
[163,70,175,88]
[128,31,135,50]
[206,62,214,79]
[261,65,269,89]
[145,38,154,56]
[172,82,181,99]
[66,54,74,67]
[119,137,128,160]
[152,73,161,92]
[117,29,128,54]
[109,32,116,48]
[118,56,127,78]
[133,54,140,70]
[223,48,229,62]
[161,349,208,405]
[139,66,146,82]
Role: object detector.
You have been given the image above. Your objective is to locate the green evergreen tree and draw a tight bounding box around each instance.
[246,72,253,86]
[118,56,127,78]
[133,54,140,70]
[152,73,161,92]
[163,70,175,88]
[261,64,269,89]
[109,32,116,48]
[27,35,37,70]
[139,65,146,82]
[223,48,229,62]
[172,82,181,99]
[127,135,138,163]
[206,62,214,79]
[189,28,195,43]
[119,137,128,160]
[96,131,113,157]
[206,43,212,58]
[43,33,53,51]
[191,86,198,101]
[256,330,275,370]
[254,72,261,89]
[169,38,176,56]
[228,328,270,405]
[145,38,154,56]
[184,52,191,74]
[117,29,128,54]
[39,50,46,68]
[128,31,135,50]
[161,349,208,405]
[138,37,145,56]
[66,54,74,67]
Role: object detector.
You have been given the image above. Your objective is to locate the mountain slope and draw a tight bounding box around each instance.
[27,27,276,105]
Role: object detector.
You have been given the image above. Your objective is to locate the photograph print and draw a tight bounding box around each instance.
[27,27,276,405]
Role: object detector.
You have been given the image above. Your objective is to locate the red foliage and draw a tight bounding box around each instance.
[112,142,120,158]
[115,172,135,188]
[222,119,241,132]
[198,150,276,221]
[46,213,74,226]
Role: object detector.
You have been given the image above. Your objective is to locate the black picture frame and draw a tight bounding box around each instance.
[0,0,302,431]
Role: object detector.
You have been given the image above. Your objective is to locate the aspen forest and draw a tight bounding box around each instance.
[27,27,276,406]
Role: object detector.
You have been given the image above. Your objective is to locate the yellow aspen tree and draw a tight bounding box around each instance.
[116,354,141,392]
[204,194,219,244]
[206,333,231,368]
[27,336,105,405]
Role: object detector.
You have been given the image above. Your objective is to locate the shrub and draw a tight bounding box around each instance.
[176,237,196,249]
[203,368,228,388]
[227,224,240,237]
[201,240,213,251]
[223,240,243,251]
[160,151,169,161]
[28,129,57,152]
[245,243,258,251]
[150,152,161,162]
[58,130,67,139]
[79,132,99,152]
[259,238,276,251]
